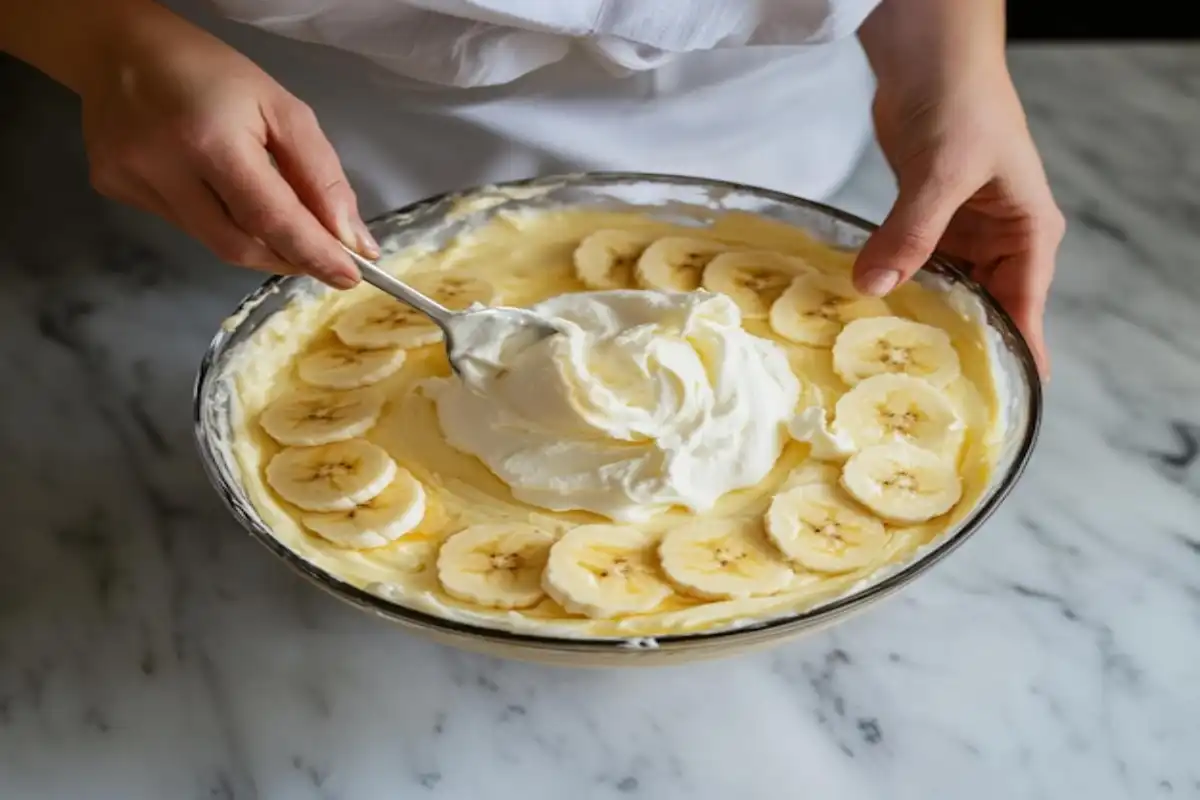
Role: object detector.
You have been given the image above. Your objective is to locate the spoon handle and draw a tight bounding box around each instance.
[339,245,454,328]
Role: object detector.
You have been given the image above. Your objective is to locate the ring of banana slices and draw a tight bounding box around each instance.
[246,223,990,632]
[255,269,502,547]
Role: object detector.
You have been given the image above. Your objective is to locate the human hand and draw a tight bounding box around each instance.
[78,7,375,287]
[852,62,1064,376]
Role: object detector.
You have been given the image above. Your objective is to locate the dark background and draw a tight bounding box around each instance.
[1007,2,1200,39]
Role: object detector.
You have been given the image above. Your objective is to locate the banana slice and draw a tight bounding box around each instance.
[542,525,673,619]
[436,523,555,609]
[573,229,651,289]
[701,251,814,318]
[420,274,497,309]
[635,237,728,292]
[834,374,964,456]
[259,387,385,446]
[332,275,495,349]
[769,272,891,346]
[297,343,406,389]
[266,439,397,512]
[301,468,426,549]
[332,295,442,350]
[840,442,962,524]
[766,483,887,573]
[659,518,793,600]
[832,316,961,387]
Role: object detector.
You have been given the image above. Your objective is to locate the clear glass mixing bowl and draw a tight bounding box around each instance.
[194,173,1042,666]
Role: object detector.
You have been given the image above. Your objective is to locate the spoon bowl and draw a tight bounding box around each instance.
[339,244,561,377]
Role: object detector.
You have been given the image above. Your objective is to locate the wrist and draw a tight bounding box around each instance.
[0,0,193,97]
[859,0,1007,100]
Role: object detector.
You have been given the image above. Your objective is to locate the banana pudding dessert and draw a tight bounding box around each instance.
[227,206,1000,639]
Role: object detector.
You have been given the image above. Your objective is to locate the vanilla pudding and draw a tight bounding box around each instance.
[226,206,1001,639]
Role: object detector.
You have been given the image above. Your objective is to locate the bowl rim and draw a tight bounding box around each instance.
[193,170,1043,652]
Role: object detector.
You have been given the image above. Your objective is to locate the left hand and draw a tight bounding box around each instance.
[852,66,1064,377]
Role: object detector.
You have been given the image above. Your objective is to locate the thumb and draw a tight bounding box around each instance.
[853,172,969,297]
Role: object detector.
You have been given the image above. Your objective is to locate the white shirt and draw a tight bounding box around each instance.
[173,0,882,213]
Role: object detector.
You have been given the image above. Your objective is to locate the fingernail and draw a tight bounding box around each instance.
[335,207,379,259]
[355,220,380,259]
[859,268,900,296]
[334,207,359,250]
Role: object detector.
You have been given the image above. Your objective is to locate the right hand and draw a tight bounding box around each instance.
[80,12,375,287]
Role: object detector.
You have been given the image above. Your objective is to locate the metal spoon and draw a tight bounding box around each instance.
[339,244,561,379]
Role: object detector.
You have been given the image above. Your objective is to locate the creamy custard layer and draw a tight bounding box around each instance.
[227,207,1001,638]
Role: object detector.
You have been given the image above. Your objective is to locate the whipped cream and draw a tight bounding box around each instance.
[424,290,800,522]
[445,305,563,390]
[788,405,857,460]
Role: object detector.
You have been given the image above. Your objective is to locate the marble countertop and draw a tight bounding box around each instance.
[2,45,1198,800]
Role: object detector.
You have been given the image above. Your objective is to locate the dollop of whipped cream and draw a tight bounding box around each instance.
[424,290,800,522]
[788,401,856,460]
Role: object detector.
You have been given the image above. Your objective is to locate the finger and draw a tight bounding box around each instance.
[985,249,1053,379]
[265,101,379,258]
[197,139,361,288]
[151,169,297,274]
[853,169,974,297]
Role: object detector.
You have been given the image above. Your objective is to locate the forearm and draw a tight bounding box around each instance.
[858,0,1007,95]
[0,0,190,94]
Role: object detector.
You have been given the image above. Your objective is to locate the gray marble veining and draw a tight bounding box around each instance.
[1,45,1198,800]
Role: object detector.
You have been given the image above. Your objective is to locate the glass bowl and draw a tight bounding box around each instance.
[194,172,1042,666]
